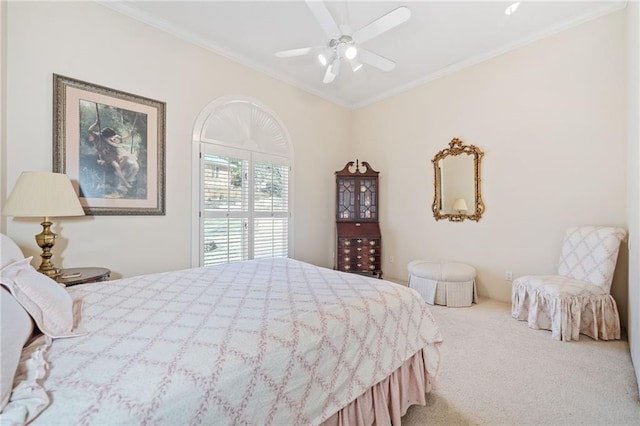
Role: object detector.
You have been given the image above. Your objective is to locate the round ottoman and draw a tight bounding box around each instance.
[408,259,477,307]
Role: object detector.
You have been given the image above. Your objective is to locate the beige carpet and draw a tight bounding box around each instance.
[402,298,640,425]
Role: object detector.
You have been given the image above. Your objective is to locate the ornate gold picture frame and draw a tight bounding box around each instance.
[53,74,166,215]
[432,138,485,222]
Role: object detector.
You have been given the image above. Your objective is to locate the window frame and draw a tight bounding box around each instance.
[191,96,294,267]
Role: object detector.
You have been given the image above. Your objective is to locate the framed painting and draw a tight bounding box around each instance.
[53,74,166,215]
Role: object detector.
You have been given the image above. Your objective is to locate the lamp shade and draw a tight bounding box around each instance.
[452,198,468,212]
[2,172,85,218]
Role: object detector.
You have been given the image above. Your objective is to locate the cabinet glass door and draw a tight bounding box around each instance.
[337,178,356,220]
[359,178,377,220]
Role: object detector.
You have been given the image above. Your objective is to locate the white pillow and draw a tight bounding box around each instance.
[0,287,34,411]
[0,234,25,269]
[0,258,85,338]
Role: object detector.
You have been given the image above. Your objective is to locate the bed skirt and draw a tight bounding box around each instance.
[322,347,436,426]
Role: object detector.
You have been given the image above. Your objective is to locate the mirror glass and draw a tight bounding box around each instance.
[432,138,484,222]
[439,155,474,215]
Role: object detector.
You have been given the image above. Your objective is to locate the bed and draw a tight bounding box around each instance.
[0,233,442,425]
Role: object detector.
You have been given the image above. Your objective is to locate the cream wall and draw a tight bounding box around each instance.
[1,1,349,277]
[352,11,629,321]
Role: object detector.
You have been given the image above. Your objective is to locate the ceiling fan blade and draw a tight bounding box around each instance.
[323,64,337,84]
[305,0,341,39]
[352,6,411,44]
[358,49,396,72]
[275,47,314,58]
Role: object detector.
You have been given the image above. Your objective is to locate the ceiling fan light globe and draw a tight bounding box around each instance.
[345,46,358,60]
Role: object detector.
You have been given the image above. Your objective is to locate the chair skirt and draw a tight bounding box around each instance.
[511,279,621,342]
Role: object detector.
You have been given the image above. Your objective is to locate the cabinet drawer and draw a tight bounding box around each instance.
[336,223,382,278]
[355,254,378,262]
[338,238,352,245]
[354,263,377,271]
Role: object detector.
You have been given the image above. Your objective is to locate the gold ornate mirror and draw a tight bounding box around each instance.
[432,138,485,222]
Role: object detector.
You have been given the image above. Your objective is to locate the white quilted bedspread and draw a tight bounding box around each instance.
[33,258,442,425]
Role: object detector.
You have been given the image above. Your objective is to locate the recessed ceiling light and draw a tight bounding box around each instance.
[505,2,521,16]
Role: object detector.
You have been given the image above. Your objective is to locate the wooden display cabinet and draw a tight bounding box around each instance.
[335,160,382,278]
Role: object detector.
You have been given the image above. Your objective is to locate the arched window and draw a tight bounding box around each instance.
[192,97,293,266]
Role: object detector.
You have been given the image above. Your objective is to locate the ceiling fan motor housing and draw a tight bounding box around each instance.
[328,35,356,59]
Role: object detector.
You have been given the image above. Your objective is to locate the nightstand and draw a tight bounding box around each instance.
[57,267,111,287]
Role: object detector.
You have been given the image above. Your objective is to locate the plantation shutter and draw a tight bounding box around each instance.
[201,146,289,266]
[253,156,289,259]
[201,146,250,265]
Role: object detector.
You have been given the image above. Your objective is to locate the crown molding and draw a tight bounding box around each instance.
[98,1,626,111]
[352,1,627,109]
[97,1,350,109]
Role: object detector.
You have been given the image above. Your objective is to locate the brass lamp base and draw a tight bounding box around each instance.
[35,218,61,278]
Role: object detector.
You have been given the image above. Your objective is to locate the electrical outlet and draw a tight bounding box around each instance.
[505,270,513,281]
[390,256,395,263]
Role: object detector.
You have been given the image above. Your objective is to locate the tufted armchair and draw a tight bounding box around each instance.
[511,226,626,341]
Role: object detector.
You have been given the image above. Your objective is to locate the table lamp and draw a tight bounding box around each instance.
[2,172,85,277]
[452,198,468,214]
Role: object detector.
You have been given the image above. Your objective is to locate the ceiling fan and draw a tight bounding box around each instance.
[275,0,411,84]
